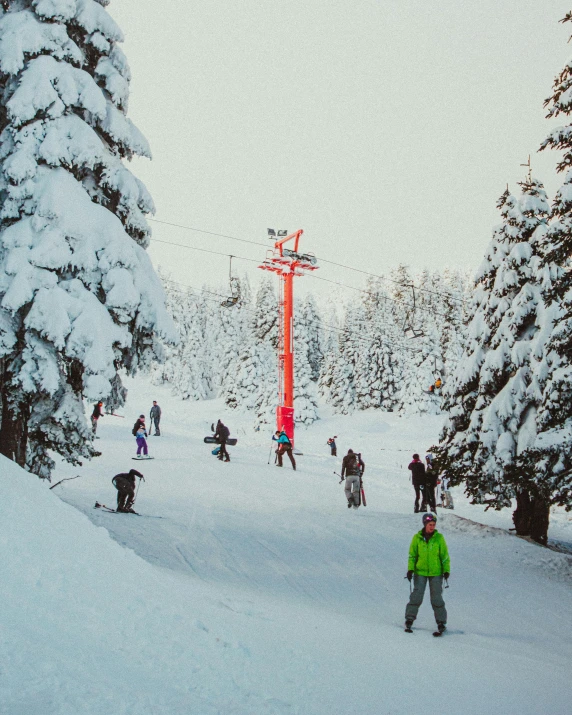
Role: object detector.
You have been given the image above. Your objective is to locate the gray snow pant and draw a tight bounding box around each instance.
[345,474,360,505]
[405,575,447,624]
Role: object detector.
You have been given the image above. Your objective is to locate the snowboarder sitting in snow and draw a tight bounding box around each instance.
[112,469,144,513]
[405,513,450,634]
[327,436,337,456]
[276,429,296,470]
[214,419,230,462]
[135,421,149,459]
[91,401,104,436]
[408,453,426,513]
[341,449,364,508]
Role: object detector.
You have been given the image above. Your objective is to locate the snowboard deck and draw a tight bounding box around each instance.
[132,456,154,460]
[204,436,238,446]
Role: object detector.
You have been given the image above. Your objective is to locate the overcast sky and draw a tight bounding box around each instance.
[110,0,572,297]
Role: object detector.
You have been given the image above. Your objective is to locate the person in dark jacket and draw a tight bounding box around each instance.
[408,453,426,513]
[91,401,104,436]
[327,436,337,456]
[405,513,450,633]
[150,401,161,436]
[341,449,365,508]
[422,455,437,512]
[112,469,144,512]
[275,429,296,469]
[132,414,145,436]
[214,420,230,462]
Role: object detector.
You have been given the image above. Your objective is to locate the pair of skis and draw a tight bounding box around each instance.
[94,502,139,515]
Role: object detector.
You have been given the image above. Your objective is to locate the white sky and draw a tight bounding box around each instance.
[110,0,572,296]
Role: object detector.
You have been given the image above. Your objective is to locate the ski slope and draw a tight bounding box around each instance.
[2,376,572,715]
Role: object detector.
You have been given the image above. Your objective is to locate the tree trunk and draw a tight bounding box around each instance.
[513,489,532,535]
[530,496,550,546]
[0,360,29,467]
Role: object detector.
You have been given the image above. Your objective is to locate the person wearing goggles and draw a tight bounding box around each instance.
[404,513,450,634]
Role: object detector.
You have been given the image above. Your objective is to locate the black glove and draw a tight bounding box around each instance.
[444,572,450,580]
[406,570,414,581]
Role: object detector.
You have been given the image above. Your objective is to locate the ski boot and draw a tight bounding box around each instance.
[404,620,413,633]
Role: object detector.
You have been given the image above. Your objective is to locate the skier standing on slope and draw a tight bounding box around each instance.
[112,469,144,512]
[276,429,296,470]
[341,449,365,508]
[214,420,231,462]
[405,513,450,635]
[408,453,426,513]
[327,436,337,456]
[422,455,437,512]
[91,401,104,436]
[150,400,161,436]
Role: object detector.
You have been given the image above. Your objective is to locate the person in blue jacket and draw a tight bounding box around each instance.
[275,429,296,470]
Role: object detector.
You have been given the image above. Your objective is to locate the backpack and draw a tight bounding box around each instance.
[132,421,140,436]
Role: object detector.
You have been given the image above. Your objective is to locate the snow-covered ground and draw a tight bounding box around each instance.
[2,376,572,715]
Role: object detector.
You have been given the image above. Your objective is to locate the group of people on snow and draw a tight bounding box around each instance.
[100,406,453,635]
[408,453,453,513]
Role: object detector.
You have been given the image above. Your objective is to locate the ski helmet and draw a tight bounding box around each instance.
[422,513,437,525]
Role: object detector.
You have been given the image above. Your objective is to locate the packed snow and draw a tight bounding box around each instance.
[2,376,571,714]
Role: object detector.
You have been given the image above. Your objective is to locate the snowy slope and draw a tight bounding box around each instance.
[2,376,572,715]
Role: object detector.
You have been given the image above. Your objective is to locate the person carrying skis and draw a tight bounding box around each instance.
[405,513,450,634]
[91,401,104,436]
[150,401,161,436]
[327,436,337,457]
[135,421,150,459]
[112,469,144,513]
[276,428,296,470]
[214,419,231,462]
[408,453,426,513]
[341,449,364,508]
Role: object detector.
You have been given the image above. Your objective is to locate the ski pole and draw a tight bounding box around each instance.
[334,471,344,484]
[133,476,144,506]
[267,442,274,464]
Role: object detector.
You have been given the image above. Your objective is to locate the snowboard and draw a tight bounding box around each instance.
[204,436,238,446]
[132,456,155,460]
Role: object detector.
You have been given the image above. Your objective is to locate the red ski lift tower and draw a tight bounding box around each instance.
[259,229,318,446]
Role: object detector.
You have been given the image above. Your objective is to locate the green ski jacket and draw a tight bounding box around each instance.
[408,530,450,577]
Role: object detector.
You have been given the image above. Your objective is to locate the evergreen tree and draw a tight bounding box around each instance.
[435,181,559,542]
[0,1,175,477]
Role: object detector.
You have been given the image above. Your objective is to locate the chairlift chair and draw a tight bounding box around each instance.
[221,256,240,308]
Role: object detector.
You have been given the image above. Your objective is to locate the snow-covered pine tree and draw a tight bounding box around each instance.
[234,279,277,427]
[354,279,399,411]
[328,301,362,414]
[0,1,175,477]
[293,297,318,425]
[300,294,323,383]
[523,21,572,534]
[434,181,560,542]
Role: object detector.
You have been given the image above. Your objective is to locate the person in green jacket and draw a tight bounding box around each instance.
[405,513,450,633]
